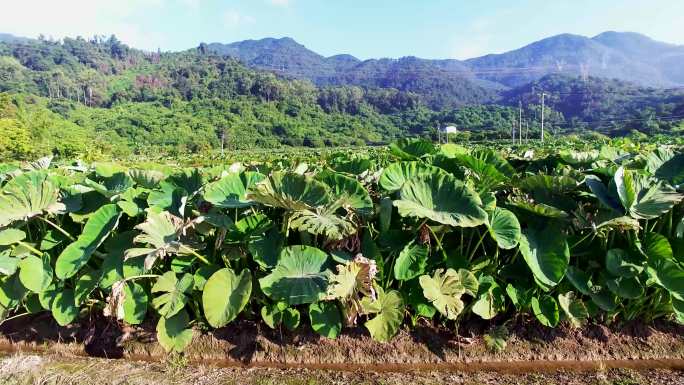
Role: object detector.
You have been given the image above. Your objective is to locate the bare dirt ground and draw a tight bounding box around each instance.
[3,315,683,364]
[0,315,683,384]
[0,353,682,385]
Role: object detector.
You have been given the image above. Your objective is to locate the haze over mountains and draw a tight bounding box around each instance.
[205,31,684,91]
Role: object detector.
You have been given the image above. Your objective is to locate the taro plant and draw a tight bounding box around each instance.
[0,138,682,355]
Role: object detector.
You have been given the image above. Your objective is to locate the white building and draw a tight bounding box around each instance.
[441,125,458,134]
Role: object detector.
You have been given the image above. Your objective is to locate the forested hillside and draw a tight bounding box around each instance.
[0,33,683,160]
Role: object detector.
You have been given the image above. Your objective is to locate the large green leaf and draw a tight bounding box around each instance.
[673,298,684,325]
[508,200,568,219]
[506,283,533,311]
[123,282,148,324]
[248,228,283,269]
[655,153,684,187]
[248,172,330,211]
[605,249,643,278]
[519,227,569,291]
[226,213,272,242]
[379,162,446,193]
[157,310,193,353]
[589,284,618,312]
[51,289,79,326]
[447,153,508,192]
[0,251,19,276]
[18,254,53,293]
[289,207,356,241]
[565,266,593,295]
[419,268,476,320]
[361,286,404,342]
[0,229,26,246]
[202,268,252,328]
[0,273,26,309]
[261,302,300,330]
[128,169,165,189]
[393,173,487,227]
[203,172,265,208]
[55,204,122,279]
[559,150,599,166]
[316,170,373,216]
[309,301,342,339]
[614,167,683,219]
[151,272,193,318]
[394,242,428,281]
[518,174,579,211]
[650,257,684,301]
[606,276,644,299]
[74,268,101,305]
[585,175,624,214]
[125,210,195,270]
[558,292,588,328]
[147,181,187,217]
[487,208,521,250]
[259,246,329,305]
[389,138,436,160]
[642,232,674,261]
[531,295,559,327]
[471,276,505,320]
[0,171,62,228]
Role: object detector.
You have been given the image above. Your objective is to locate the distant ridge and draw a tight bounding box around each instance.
[203,31,684,92]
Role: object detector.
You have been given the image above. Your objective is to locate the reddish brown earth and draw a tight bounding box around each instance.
[1,314,683,369]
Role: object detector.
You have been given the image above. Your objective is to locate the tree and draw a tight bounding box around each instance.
[0,118,33,159]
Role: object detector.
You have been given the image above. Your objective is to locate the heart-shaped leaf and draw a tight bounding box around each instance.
[202,268,252,328]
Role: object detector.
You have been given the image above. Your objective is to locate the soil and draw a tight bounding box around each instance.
[1,313,683,372]
[1,354,683,385]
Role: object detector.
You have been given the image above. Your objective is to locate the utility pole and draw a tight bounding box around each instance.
[437,122,441,144]
[526,120,529,142]
[220,129,226,157]
[511,119,515,145]
[540,92,546,142]
[518,100,523,145]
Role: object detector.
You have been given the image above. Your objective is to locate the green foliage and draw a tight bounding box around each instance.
[259,246,329,305]
[0,138,682,354]
[360,286,405,343]
[419,268,477,320]
[0,170,61,228]
[309,301,342,339]
[55,204,121,279]
[202,268,252,328]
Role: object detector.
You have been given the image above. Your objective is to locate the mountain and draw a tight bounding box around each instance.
[0,33,32,44]
[466,32,684,87]
[203,37,493,108]
[205,32,684,94]
[0,31,683,159]
[205,37,338,80]
[500,73,684,128]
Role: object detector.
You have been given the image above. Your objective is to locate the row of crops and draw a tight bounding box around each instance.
[0,139,683,353]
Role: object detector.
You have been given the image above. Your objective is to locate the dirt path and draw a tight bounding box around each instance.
[3,317,684,365]
[1,317,684,383]
[0,353,682,385]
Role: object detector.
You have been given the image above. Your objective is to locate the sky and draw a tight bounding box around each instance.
[1,0,683,60]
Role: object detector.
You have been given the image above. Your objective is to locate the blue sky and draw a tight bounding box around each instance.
[2,0,683,59]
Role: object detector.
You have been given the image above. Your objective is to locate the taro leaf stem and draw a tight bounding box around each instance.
[468,230,487,261]
[38,216,108,259]
[0,312,30,326]
[427,225,448,261]
[16,241,43,257]
[180,245,212,265]
[38,216,76,242]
